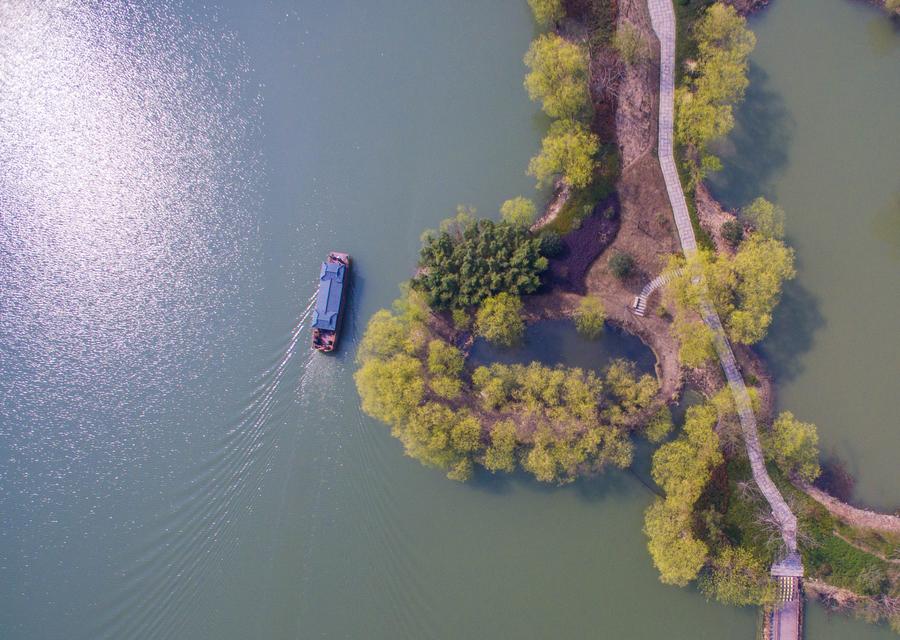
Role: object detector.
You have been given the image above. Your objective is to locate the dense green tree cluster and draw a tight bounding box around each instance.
[527,119,599,189]
[644,404,722,586]
[675,3,755,178]
[524,34,589,119]
[413,211,548,309]
[645,406,675,443]
[574,295,606,340]
[475,293,525,347]
[664,230,795,345]
[472,362,634,483]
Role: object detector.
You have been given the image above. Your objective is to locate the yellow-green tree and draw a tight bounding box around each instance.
[500,196,538,227]
[699,546,775,606]
[476,293,525,347]
[644,499,709,586]
[528,119,599,189]
[483,419,518,473]
[766,411,820,483]
[524,34,589,119]
[574,295,606,339]
[527,0,565,26]
[742,197,785,239]
[675,3,755,177]
[674,317,717,368]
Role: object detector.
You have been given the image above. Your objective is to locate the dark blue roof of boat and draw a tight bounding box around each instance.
[312,262,345,331]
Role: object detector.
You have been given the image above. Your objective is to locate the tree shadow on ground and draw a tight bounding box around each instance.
[758,277,826,383]
[706,62,794,209]
[467,464,641,504]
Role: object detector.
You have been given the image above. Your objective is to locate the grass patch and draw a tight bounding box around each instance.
[720,458,896,596]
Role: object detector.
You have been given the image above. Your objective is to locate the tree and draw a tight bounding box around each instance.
[675,3,755,176]
[539,230,565,257]
[644,499,709,586]
[663,236,795,345]
[608,250,634,279]
[427,339,463,377]
[500,196,538,227]
[727,235,795,344]
[528,119,599,189]
[651,404,721,510]
[523,34,589,119]
[645,406,674,443]
[476,293,525,347]
[674,317,717,368]
[574,296,606,339]
[700,546,775,606]
[612,22,650,65]
[355,354,424,425]
[401,403,482,480]
[742,197,785,239]
[527,0,565,26]
[483,419,518,473]
[886,0,900,13]
[766,411,820,482]
[604,359,659,426]
[414,216,547,309]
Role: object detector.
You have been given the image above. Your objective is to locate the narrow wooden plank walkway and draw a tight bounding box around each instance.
[645,0,800,556]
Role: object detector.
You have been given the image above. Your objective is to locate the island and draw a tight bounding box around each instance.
[355,1,900,637]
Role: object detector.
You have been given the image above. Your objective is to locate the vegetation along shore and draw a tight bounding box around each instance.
[355,0,900,634]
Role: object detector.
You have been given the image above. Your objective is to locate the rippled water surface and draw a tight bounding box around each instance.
[1,1,896,638]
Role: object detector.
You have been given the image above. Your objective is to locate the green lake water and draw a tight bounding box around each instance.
[0,1,896,638]
[710,0,900,511]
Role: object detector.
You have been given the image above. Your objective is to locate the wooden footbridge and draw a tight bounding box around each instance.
[644,0,804,637]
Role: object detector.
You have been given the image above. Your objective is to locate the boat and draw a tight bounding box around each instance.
[311,251,351,352]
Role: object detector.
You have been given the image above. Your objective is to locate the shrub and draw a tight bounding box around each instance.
[475,293,525,347]
[574,296,606,340]
[539,230,565,257]
[721,219,743,246]
[612,22,650,65]
[608,251,635,279]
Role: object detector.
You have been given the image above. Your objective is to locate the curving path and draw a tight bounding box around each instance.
[645,0,800,558]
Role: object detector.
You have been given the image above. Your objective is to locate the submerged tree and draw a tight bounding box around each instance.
[742,197,785,240]
[574,295,607,340]
[524,33,589,119]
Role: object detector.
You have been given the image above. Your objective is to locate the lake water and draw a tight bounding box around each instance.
[0,1,895,638]
[709,0,900,511]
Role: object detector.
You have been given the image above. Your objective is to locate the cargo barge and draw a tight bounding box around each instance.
[311,251,351,352]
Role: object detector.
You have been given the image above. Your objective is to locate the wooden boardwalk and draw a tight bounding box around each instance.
[645,0,799,557]
[643,2,804,637]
